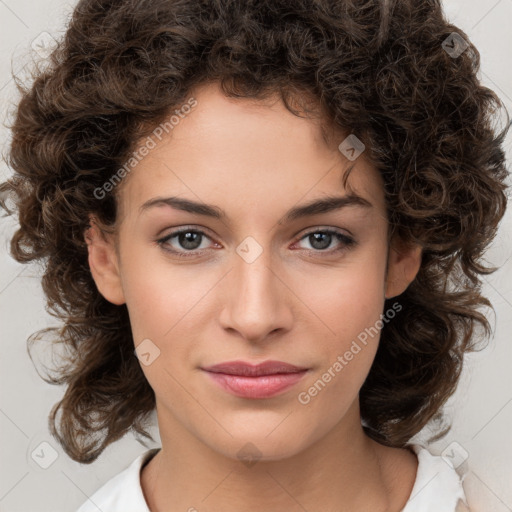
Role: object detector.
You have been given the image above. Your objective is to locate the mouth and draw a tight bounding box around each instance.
[201,360,309,399]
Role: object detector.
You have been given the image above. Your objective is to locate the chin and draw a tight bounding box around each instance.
[200,421,313,463]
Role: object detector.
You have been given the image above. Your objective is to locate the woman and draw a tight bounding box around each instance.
[1,0,509,510]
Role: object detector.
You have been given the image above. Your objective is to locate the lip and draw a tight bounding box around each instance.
[201,360,309,399]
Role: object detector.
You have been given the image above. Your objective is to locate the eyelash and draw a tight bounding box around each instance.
[156,226,357,259]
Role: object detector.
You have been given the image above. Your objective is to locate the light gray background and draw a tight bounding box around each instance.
[0,1,511,511]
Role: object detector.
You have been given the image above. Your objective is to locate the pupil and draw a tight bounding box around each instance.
[310,233,331,250]
[180,232,201,250]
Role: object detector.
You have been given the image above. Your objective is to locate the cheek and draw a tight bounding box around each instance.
[292,252,386,398]
[298,254,386,346]
[119,242,207,342]
[120,255,203,402]
[295,271,385,425]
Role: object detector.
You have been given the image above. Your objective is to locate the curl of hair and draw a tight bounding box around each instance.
[0,0,509,463]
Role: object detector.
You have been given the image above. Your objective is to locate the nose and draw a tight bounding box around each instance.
[218,242,293,344]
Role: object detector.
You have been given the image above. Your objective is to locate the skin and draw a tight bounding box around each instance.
[85,81,423,512]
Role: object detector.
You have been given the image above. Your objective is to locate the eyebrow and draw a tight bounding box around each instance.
[139,194,373,223]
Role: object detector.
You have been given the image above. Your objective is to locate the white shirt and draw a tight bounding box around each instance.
[75,444,468,512]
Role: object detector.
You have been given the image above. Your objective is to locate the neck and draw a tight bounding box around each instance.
[141,401,416,512]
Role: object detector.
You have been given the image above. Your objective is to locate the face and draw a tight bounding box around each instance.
[87,82,421,461]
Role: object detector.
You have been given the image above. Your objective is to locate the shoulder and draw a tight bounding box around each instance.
[75,448,160,512]
[400,443,469,512]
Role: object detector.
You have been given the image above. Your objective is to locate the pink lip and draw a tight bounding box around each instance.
[201,360,309,399]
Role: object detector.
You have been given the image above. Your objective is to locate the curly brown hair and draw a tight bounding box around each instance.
[0,0,509,464]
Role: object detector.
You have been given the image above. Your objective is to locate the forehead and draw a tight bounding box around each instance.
[117,82,386,223]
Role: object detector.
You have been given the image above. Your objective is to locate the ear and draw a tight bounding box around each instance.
[84,214,126,305]
[384,237,423,299]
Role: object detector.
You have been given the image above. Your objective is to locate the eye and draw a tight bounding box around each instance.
[156,227,217,258]
[156,226,357,259]
[293,228,356,254]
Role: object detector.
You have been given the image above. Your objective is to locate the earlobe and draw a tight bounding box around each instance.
[84,215,126,305]
[384,238,423,299]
